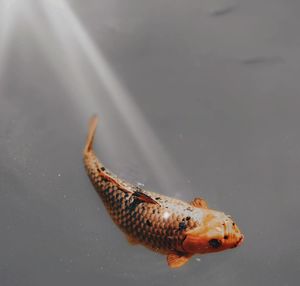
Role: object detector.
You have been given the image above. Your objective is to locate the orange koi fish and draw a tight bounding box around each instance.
[83,115,244,268]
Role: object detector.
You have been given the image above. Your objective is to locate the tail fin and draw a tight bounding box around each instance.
[83,115,99,156]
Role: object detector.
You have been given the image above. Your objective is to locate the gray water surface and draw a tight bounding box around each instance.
[1,0,299,285]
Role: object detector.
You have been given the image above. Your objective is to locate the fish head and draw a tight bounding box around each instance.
[182,210,244,254]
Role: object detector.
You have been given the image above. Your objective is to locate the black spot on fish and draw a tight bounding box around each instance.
[100,167,106,171]
[178,222,187,231]
[155,197,161,200]
[152,209,156,214]
[146,220,152,227]
[224,235,229,239]
[127,199,141,212]
[186,216,191,221]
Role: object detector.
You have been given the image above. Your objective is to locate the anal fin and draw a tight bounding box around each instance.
[126,235,140,245]
[167,253,192,269]
[190,197,208,209]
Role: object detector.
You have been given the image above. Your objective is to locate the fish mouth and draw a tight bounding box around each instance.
[237,235,244,246]
[231,234,244,248]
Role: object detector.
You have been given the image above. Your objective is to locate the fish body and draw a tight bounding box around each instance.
[83,116,244,268]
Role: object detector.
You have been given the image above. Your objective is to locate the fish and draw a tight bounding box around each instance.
[83,115,244,268]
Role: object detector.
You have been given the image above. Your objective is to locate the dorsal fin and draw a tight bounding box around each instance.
[190,197,208,209]
[133,191,159,205]
[98,171,133,194]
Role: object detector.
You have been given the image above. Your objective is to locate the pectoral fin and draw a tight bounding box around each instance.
[167,253,192,268]
[190,197,208,209]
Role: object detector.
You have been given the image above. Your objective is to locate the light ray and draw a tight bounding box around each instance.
[41,0,188,194]
[1,0,190,195]
[0,0,20,80]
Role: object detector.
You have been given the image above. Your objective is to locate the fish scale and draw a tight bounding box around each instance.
[84,150,200,254]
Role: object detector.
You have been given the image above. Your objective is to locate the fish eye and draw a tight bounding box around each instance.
[209,239,222,248]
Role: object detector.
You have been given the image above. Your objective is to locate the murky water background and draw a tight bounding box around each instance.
[1,0,299,285]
